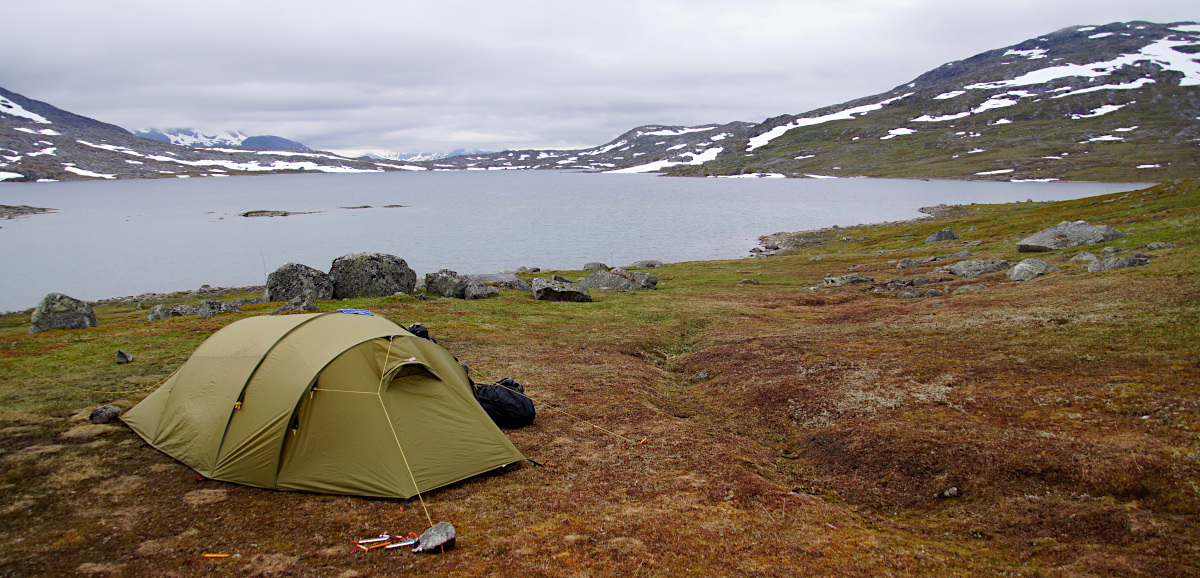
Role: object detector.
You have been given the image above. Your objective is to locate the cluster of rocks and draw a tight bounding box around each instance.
[814,220,1170,300]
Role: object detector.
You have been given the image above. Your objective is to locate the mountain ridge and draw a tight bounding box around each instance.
[3,20,1198,182]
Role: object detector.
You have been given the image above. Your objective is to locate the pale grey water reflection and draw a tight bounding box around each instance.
[0,171,1143,311]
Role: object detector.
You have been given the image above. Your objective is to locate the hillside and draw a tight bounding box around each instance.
[412,21,1200,181]
[672,20,1200,181]
[1,178,1197,574]
[0,87,398,182]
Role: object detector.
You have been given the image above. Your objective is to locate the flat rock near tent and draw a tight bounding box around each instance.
[532,278,592,302]
[197,299,239,319]
[1016,220,1126,252]
[29,293,97,333]
[329,252,417,298]
[265,263,333,302]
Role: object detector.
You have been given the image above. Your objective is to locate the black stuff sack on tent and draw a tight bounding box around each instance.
[476,378,535,429]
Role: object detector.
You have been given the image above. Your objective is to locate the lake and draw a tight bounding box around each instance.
[0,171,1144,311]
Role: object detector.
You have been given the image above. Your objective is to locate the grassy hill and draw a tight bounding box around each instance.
[1,178,1198,574]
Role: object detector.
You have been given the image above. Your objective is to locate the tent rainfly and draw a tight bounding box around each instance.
[122,311,524,499]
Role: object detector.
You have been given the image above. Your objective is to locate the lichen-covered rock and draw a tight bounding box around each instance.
[464,282,500,300]
[949,259,1011,279]
[1146,242,1176,250]
[924,228,959,244]
[229,297,265,307]
[425,269,469,298]
[329,253,416,298]
[582,262,608,271]
[30,293,97,334]
[1069,251,1098,263]
[580,268,658,291]
[272,289,318,314]
[197,299,239,319]
[146,304,199,321]
[89,405,121,424]
[822,273,875,287]
[630,260,663,268]
[265,263,333,302]
[1016,220,1126,252]
[1007,258,1060,281]
[532,278,592,302]
[896,258,920,269]
[464,273,532,292]
[1088,256,1150,272]
[952,284,986,294]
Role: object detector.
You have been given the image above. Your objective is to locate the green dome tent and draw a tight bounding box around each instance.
[122,311,524,499]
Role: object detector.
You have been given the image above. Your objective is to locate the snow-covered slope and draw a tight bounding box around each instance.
[675,20,1200,181]
[135,128,313,152]
[0,88,394,182]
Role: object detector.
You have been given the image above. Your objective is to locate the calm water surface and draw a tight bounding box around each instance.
[0,171,1143,311]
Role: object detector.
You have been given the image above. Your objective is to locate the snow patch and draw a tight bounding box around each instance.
[709,133,729,141]
[1077,26,1096,32]
[912,112,971,122]
[880,127,917,140]
[991,118,1013,125]
[1172,24,1200,33]
[666,143,687,151]
[1011,178,1059,182]
[1052,78,1155,98]
[373,163,427,170]
[606,147,723,173]
[718,173,785,179]
[0,97,51,124]
[62,165,115,179]
[1089,32,1115,39]
[746,93,913,151]
[1071,102,1132,119]
[13,127,61,136]
[1114,126,1138,132]
[975,169,1014,175]
[795,154,815,160]
[934,90,967,100]
[965,38,1200,92]
[805,174,837,179]
[1137,163,1162,168]
[1082,135,1124,142]
[967,148,987,154]
[27,147,56,157]
[639,127,716,137]
[1005,48,1048,60]
[0,171,23,181]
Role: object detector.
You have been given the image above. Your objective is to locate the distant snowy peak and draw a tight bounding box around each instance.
[364,149,494,162]
[135,128,248,147]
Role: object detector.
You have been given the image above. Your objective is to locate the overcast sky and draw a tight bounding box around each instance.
[3,1,1195,156]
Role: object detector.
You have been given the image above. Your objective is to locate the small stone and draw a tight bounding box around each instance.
[1100,246,1122,254]
[90,405,121,424]
[896,258,919,269]
[116,349,134,364]
[924,228,959,244]
[1146,242,1175,250]
[738,278,760,285]
[1006,258,1059,282]
[1069,251,1098,262]
[582,262,608,271]
[690,370,710,382]
[952,284,986,295]
[413,522,456,553]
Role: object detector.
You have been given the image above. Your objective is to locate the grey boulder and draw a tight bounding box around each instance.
[1016,220,1126,252]
[147,304,199,322]
[425,269,470,298]
[89,405,122,424]
[822,273,875,287]
[582,262,608,271]
[532,278,592,302]
[1146,242,1176,250]
[265,263,333,302]
[630,260,663,268]
[464,283,500,300]
[896,258,920,269]
[1088,255,1150,272]
[197,299,239,319]
[464,273,533,292]
[30,293,97,334]
[329,253,417,298]
[579,268,658,291]
[1006,258,1060,281]
[949,259,1011,279]
[924,228,959,244]
[272,289,319,314]
[1069,251,1098,263]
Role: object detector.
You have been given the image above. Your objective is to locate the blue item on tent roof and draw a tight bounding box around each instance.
[337,308,375,316]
